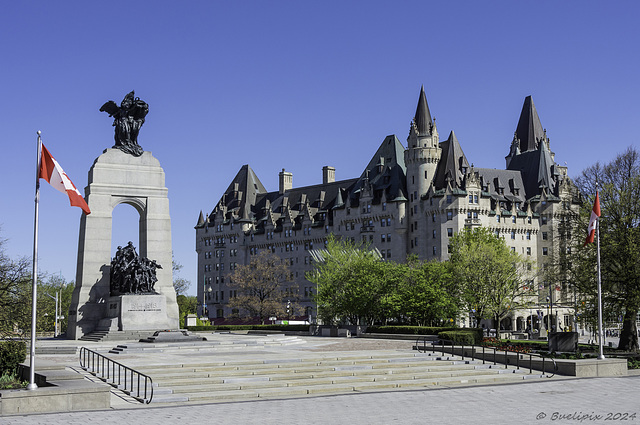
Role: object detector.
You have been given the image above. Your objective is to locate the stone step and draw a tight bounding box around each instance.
[149,371,546,404]
[140,356,478,375]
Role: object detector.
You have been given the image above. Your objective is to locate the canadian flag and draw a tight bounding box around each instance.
[583,191,600,246]
[39,144,91,215]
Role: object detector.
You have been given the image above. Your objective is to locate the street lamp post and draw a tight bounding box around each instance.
[44,291,60,337]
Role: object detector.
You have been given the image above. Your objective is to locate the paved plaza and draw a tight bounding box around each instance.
[4,375,639,425]
[2,334,638,424]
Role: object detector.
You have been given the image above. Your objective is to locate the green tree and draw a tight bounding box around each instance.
[449,227,531,330]
[176,294,198,327]
[228,250,295,324]
[575,146,640,351]
[392,258,459,326]
[307,235,388,326]
[36,274,74,335]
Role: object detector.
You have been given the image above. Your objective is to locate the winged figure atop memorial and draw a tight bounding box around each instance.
[100,90,149,157]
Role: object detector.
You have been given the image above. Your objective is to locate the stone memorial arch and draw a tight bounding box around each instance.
[67,92,179,339]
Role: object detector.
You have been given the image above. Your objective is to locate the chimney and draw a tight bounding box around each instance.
[279,168,293,194]
[322,166,335,184]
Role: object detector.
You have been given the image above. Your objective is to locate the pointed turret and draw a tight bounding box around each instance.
[196,210,205,228]
[414,85,433,136]
[515,96,545,152]
[405,86,441,200]
[536,137,555,192]
[434,131,469,190]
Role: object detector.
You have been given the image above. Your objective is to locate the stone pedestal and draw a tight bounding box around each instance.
[106,295,172,331]
[67,149,179,339]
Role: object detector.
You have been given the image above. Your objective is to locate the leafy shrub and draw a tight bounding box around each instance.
[367,326,459,335]
[0,371,26,389]
[0,341,27,375]
[627,357,640,369]
[438,329,483,345]
[480,337,532,353]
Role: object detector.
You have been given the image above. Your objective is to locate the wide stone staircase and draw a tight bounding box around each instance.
[102,336,548,404]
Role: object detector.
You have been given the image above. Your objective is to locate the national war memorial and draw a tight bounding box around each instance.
[67,91,179,340]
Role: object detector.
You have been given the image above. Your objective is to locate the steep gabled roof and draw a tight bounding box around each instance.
[350,135,407,203]
[476,168,526,205]
[215,164,268,222]
[515,96,545,152]
[433,131,469,190]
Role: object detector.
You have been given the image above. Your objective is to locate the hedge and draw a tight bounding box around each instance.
[187,324,310,332]
[438,329,483,345]
[0,341,27,375]
[366,326,460,335]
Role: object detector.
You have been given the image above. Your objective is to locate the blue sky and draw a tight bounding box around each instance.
[2,1,638,296]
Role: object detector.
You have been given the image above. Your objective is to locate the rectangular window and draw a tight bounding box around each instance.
[528,216,532,224]
[511,231,515,240]
[542,232,548,240]
[474,195,478,203]
[543,247,548,256]
[447,211,453,221]
[542,216,548,225]
[526,231,531,240]
[473,211,478,219]
[433,246,437,255]
[496,215,500,223]
[512,216,516,223]
[381,234,386,243]
[527,247,531,256]
[382,202,387,211]
[386,218,391,226]
[387,249,391,258]
[469,194,473,203]
[381,220,386,227]
[447,228,453,237]
[433,229,437,239]
[387,233,391,242]
[447,194,452,204]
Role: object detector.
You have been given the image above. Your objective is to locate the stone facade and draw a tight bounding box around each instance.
[68,149,179,339]
[195,87,581,332]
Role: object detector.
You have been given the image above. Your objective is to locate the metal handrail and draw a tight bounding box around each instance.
[414,336,557,378]
[79,347,153,404]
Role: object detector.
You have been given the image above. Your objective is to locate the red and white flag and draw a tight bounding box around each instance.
[39,144,91,215]
[584,191,600,246]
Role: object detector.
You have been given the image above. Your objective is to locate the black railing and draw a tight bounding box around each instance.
[414,336,557,378]
[79,347,153,404]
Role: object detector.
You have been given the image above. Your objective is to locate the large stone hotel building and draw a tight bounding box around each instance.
[195,87,581,332]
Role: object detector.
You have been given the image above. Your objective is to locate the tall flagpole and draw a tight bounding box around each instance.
[28,131,42,390]
[596,188,605,360]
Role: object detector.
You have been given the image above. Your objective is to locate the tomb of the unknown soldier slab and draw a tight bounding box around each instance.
[66,91,179,339]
